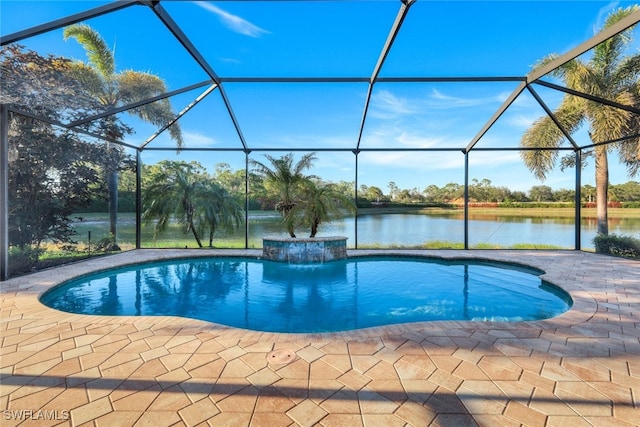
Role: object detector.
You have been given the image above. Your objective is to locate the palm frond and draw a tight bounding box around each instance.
[616,136,640,177]
[612,53,640,88]
[63,24,115,77]
[593,6,639,72]
[521,97,585,180]
[65,61,106,100]
[117,70,184,146]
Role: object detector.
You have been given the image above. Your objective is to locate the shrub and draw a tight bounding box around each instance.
[8,246,45,276]
[593,233,640,259]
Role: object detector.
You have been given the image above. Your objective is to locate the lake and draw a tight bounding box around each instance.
[73,210,640,250]
[247,211,640,249]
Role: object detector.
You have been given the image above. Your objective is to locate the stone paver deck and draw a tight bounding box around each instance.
[1,249,638,426]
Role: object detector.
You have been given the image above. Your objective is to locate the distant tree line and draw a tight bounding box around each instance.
[79,169,640,213]
[358,179,640,207]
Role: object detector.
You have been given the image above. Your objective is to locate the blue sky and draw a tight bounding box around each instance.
[2,0,639,193]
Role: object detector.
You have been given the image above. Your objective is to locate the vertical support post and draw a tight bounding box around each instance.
[245,151,250,249]
[574,150,582,250]
[135,149,141,249]
[0,105,9,281]
[353,150,359,249]
[464,151,469,250]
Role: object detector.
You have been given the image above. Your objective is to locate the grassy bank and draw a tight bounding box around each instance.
[358,206,640,218]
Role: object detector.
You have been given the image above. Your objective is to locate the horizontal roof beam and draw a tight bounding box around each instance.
[1,0,139,46]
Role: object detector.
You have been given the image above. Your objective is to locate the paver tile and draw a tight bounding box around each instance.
[1,249,638,427]
[286,399,328,427]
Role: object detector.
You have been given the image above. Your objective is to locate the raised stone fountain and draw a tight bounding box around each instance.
[262,236,348,263]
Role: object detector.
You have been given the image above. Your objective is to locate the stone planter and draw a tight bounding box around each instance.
[262,236,347,263]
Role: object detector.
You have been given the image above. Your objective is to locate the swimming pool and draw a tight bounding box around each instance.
[40,256,572,333]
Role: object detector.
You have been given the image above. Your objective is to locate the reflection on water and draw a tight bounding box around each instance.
[41,257,572,333]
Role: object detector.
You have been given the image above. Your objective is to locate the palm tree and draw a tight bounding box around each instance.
[63,24,183,248]
[250,152,317,237]
[294,179,356,238]
[142,161,244,248]
[198,180,244,247]
[520,6,640,235]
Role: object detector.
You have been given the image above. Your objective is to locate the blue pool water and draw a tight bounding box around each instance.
[40,256,572,333]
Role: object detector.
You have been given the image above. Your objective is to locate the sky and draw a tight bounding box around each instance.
[2,0,640,194]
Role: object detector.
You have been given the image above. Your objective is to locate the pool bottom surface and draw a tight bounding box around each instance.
[40,256,572,333]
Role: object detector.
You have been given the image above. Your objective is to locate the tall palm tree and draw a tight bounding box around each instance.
[294,179,355,238]
[142,161,244,248]
[250,152,317,237]
[63,24,183,248]
[520,6,640,235]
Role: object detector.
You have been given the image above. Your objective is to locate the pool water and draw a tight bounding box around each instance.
[40,256,572,333]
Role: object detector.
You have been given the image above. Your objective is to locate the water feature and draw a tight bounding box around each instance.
[262,236,347,263]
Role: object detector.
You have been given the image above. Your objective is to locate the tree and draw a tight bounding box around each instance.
[1,45,108,269]
[365,186,385,202]
[63,24,183,248]
[142,161,244,247]
[387,181,399,200]
[528,185,555,202]
[198,180,244,247]
[520,6,640,234]
[250,152,317,237]
[294,180,356,238]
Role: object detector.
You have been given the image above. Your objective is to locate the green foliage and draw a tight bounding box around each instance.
[63,23,183,243]
[142,160,244,247]
[94,233,119,253]
[520,6,640,235]
[593,233,640,259]
[8,246,45,276]
[250,152,318,237]
[293,179,356,237]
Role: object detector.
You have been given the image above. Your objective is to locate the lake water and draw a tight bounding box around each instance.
[74,211,640,250]
[246,212,640,249]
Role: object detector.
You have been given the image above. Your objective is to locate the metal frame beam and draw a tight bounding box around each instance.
[68,80,213,128]
[7,107,138,150]
[526,86,580,150]
[145,1,249,151]
[465,81,527,153]
[527,8,640,82]
[0,0,139,46]
[141,83,218,149]
[355,0,415,150]
[575,150,582,250]
[1,105,9,281]
[533,80,640,115]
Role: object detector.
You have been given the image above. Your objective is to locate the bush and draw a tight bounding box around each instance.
[8,246,45,276]
[593,233,640,259]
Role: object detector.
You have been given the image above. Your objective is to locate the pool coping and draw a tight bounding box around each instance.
[4,249,600,342]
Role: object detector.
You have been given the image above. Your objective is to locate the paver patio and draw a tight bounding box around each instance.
[1,249,638,426]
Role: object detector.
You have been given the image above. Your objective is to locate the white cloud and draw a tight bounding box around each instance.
[195,3,270,38]
[369,90,416,119]
[183,130,218,147]
[506,113,538,130]
[594,1,620,33]
[428,88,506,109]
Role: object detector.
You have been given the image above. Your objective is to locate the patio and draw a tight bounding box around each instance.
[1,249,638,426]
